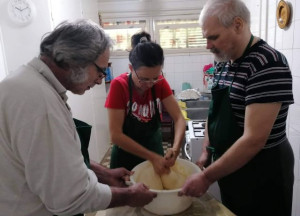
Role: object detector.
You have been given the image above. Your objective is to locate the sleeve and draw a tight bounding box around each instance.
[157,77,173,100]
[245,51,294,105]
[16,113,112,215]
[105,77,128,109]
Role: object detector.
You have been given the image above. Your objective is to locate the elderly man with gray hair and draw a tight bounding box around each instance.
[179,0,294,215]
[0,19,156,216]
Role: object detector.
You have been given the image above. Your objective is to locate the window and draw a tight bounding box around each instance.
[102,16,208,55]
[102,19,148,52]
[155,18,206,51]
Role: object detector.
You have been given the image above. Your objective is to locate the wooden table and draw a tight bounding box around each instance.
[104,193,235,216]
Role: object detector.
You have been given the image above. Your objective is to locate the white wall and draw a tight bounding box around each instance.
[110,53,214,95]
[0,0,52,72]
[0,0,110,163]
[49,0,111,163]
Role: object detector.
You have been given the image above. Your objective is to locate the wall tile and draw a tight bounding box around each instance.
[187,62,201,71]
[289,104,300,132]
[165,56,174,64]
[268,1,277,29]
[295,0,300,20]
[282,23,294,49]
[293,20,300,48]
[275,25,283,49]
[190,55,202,63]
[299,160,300,182]
[164,63,175,74]
[163,70,175,86]
[292,182,300,216]
[173,55,184,64]
[287,0,296,21]
[267,26,276,47]
[183,72,193,83]
[184,56,193,63]
[173,63,185,73]
[293,77,300,105]
[292,49,300,77]
[289,127,300,158]
[281,49,293,66]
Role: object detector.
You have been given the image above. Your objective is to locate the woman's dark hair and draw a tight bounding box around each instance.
[131,31,151,49]
[129,42,164,71]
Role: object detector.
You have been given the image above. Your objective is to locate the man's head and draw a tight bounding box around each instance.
[199,0,251,62]
[40,19,112,94]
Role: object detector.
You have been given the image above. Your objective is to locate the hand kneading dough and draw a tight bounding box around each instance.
[161,161,188,190]
[134,161,190,190]
[135,163,164,190]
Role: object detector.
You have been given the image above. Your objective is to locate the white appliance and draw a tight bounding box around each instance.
[184,120,205,162]
[184,120,221,201]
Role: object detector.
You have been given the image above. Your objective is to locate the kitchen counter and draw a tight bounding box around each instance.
[104,192,235,216]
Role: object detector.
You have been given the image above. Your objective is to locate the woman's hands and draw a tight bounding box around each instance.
[150,148,180,175]
[164,147,179,167]
[150,154,171,175]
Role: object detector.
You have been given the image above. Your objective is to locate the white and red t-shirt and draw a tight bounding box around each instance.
[105,73,173,122]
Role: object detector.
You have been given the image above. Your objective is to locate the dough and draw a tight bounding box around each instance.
[161,161,188,190]
[134,163,164,190]
[134,161,190,190]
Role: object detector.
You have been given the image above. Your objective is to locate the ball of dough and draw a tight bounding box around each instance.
[134,163,164,190]
[161,161,188,190]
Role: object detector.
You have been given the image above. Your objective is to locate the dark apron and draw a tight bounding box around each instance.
[207,73,242,160]
[110,74,163,171]
[207,35,254,160]
[54,118,92,216]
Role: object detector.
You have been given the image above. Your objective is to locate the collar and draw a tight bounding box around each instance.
[28,57,68,103]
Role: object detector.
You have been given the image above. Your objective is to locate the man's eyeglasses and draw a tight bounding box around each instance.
[134,70,164,85]
[93,63,107,78]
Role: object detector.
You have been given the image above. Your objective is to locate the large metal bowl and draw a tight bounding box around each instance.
[130,158,201,215]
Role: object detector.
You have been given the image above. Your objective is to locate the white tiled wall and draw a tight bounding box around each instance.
[110,53,214,95]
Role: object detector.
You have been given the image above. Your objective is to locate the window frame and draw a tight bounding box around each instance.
[102,14,210,56]
[153,14,208,54]
[102,17,151,56]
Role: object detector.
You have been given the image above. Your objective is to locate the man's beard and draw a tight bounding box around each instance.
[211,48,230,62]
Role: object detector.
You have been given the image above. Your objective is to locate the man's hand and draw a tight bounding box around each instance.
[90,160,132,187]
[196,150,211,170]
[178,172,211,197]
[109,183,157,208]
[126,183,157,207]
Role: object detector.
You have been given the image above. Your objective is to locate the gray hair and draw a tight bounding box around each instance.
[199,0,250,28]
[40,19,112,82]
